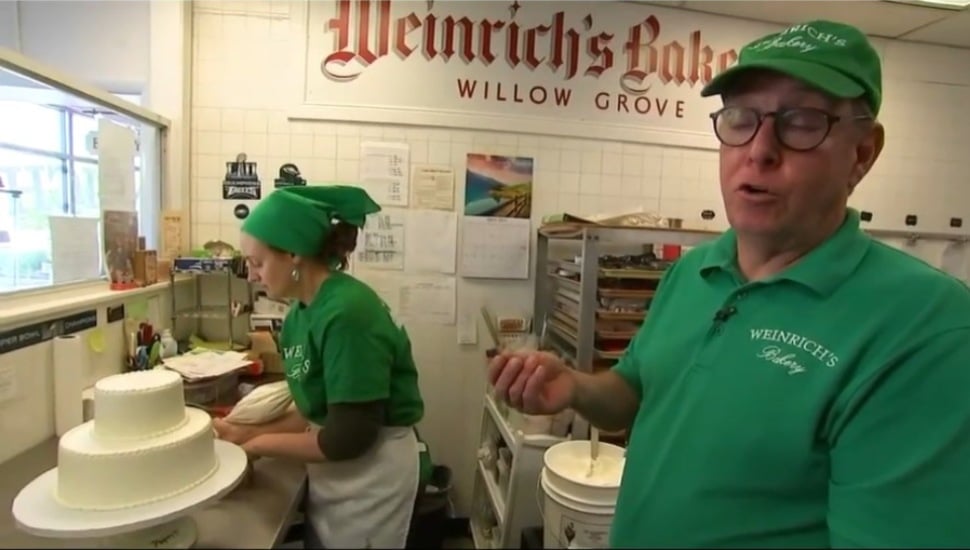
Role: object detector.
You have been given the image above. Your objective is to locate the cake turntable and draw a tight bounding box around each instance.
[11,440,247,549]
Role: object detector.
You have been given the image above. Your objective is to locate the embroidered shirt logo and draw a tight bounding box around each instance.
[282,344,310,380]
[750,328,839,375]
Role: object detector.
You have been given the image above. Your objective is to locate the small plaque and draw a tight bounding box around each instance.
[274,163,307,188]
[223,153,261,200]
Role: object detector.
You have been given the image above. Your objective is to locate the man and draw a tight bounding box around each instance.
[488,19,970,548]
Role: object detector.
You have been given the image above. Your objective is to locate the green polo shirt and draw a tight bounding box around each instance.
[610,209,970,548]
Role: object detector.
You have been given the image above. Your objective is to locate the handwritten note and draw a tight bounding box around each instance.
[360,142,410,207]
[49,216,103,284]
[405,209,457,274]
[355,207,406,270]
[411,165,455,210]
[460,216,531,279]
[97,118,137,212]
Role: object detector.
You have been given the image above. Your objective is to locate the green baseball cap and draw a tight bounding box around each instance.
[701,20,882,115]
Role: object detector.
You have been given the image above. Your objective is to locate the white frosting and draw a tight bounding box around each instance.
[54,369,219,511]
[549,453,625,487]
[93,369,186,441]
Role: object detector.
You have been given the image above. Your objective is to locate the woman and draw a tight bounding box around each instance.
[213,185,425,549]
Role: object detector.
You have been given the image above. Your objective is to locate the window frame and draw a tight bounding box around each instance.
[0,105,147,291]
[0,48,170,300]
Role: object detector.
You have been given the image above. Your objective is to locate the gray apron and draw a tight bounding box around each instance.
[304,426,420,548]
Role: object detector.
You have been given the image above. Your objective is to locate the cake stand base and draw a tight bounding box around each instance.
[95,516,197,549]
[12,440,247,547]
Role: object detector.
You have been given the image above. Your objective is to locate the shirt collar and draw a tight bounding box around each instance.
[699,209,871,296]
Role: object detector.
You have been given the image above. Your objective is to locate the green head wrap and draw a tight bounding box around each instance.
[241,185,381,257]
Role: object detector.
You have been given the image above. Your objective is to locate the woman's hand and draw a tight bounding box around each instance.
[241,437,266,461]
[213,417,258,445]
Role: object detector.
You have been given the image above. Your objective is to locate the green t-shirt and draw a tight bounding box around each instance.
[279,271,424,428]
[609,209,970,548]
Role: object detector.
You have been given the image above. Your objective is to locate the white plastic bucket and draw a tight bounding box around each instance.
[538,440,625,549]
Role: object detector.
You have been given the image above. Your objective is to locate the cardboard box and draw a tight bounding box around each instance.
[133,249,158,286]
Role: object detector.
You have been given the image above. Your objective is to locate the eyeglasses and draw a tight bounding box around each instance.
[709,106,872,152]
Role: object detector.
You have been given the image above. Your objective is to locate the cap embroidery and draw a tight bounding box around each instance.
[750,24,850,54]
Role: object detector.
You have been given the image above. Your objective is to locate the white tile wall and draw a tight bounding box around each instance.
[0,289,183,464]
[189,1,970,514]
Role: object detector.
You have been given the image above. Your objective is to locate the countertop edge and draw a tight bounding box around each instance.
[1,437,308,549]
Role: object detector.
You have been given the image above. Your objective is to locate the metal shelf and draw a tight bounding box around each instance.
[472,392,565,549]
[534,224,718,440]
[169,262,252,351]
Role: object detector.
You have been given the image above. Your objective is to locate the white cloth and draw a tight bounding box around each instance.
[305,426,420,548]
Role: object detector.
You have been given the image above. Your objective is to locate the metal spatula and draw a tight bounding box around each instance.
[588,426,600,476]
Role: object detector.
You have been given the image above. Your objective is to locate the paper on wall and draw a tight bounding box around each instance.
[97,118,137,212]
[160,211,183,262]
[459,216,531,279]
[355,208,406,270]
[49,216,102,284]
[399,275,456,325]
[360,141,410,207]
[457,308,478,345]
[355,272,457,326]
[411,165,455,210]
[405,209,457,274]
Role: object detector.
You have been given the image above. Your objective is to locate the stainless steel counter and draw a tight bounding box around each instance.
[0,438,308,549]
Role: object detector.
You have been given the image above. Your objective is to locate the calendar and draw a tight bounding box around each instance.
[459,216,531,279]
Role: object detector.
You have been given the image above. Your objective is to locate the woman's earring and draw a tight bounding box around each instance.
[290,268,300,282]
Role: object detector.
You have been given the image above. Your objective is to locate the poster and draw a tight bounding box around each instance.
[463,154,533,219]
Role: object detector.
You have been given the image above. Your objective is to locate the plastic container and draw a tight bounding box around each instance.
[159,329,178,359]
[539,440,626,549]
[183,371,240,406]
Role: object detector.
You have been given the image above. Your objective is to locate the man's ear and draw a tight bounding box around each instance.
[849,122,885,193]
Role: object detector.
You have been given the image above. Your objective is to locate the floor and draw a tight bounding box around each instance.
[278,535,474,549]
[442,535,475,548]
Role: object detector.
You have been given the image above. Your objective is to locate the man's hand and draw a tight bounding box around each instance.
[487,349,576,415]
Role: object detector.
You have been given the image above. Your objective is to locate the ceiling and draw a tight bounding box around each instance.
[632,0,970,48]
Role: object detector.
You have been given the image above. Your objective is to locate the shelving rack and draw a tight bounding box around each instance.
[534,224,719,441]
[470,391,565,549]
[169,257,251,351]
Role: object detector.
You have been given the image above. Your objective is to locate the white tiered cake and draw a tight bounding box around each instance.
[55,369,219,511]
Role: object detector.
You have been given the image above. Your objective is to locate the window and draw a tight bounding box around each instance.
[0,100,145,293]
[0,102,64,153]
